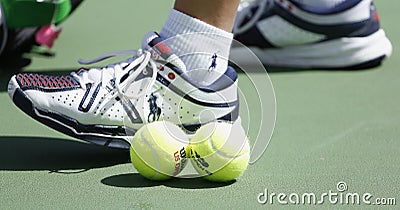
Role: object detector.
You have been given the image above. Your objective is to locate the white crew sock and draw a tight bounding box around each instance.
[293,0,348,9]
[159,9,233,86]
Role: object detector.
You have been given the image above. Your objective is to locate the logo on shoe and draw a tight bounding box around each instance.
[105,78,116,93]
[152,42,173,60]
[147,93,162,122]
[208,53,218,71]
[78,83,101,113]
[155,42,172,54]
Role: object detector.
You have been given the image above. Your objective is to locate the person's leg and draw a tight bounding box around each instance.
[174,0,239,32]
[7,0,242,149]
[159,0,240,86]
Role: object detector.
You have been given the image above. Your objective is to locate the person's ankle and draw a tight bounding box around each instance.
[159,9,233,86]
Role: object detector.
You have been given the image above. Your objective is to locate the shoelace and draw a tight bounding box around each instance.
[233,0,271,35]
[71,49,158,119]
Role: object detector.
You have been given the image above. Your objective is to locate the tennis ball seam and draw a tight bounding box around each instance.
[139,131,161,179]
[208,136,248,159]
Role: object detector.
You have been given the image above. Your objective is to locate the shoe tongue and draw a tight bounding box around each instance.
[141,32,160,50]
[141,32,187,72]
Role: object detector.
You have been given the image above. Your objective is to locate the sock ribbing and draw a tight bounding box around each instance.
[159,9,234,86]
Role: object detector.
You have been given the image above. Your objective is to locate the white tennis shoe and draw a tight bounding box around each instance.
[233,0,392,69]
[8,32,240,149]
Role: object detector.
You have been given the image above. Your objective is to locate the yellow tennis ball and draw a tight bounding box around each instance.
[188,121,250,182]
[130,121,189,181]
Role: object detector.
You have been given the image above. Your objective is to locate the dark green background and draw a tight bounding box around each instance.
[0,0,398,209]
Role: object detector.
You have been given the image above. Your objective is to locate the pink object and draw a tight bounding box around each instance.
[35,25,62,48]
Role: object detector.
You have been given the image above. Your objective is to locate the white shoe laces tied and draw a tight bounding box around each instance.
[234,0,270,35]
[71,49,158,103]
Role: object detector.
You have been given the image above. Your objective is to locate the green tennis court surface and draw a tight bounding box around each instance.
[0,0,399,209]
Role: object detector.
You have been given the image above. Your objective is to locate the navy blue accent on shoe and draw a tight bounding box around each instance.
[119,71,130,84]
[148,36,175,61]
[78,83,92,112]
[182,105,239,133]
[218,100,239,122]
[165,61,185,76]
[273,3,378,39]
[146,34,239,91]
[238,0,381,50]
[348,2,380,37]
[235,25,277,48]
[78,83,101,113]
[156,73,238,108]
[12,88,131,149]
[235,1,278,48]
[288,0,362,15]
[200,66,238,92]
[165,63,238,92]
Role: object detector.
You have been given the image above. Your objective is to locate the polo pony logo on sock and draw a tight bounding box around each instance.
[147,93,162,122]
[208,53,218,71]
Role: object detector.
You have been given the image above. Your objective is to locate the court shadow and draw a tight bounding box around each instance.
[0,136,129,171]
[167,176,235,189]
[265,65,381,73]
[230,61,381,74]
[0,56,31,74]
[101,173,161,188]
[101,173,235,189]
